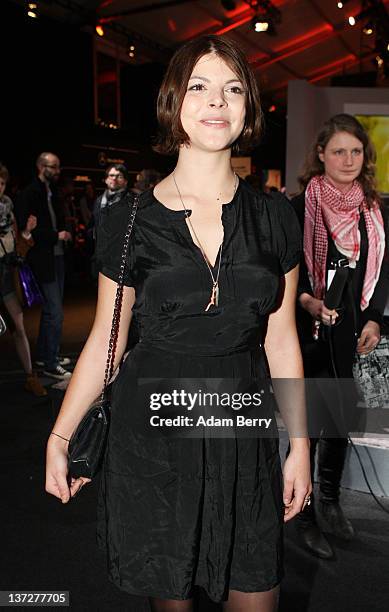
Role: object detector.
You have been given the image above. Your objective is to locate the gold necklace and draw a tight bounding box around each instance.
[172,172,238,311]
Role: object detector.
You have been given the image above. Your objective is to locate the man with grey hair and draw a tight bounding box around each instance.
[16,152,72,379]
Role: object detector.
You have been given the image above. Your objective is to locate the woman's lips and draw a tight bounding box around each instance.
[200,119,230,128]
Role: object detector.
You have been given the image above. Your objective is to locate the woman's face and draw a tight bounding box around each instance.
[0,178,6,199]
[180,53,246,153]
[318,131,364,189]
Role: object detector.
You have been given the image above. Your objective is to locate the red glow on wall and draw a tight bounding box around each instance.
[168,18,177,32]
[97,71,117,85]
[250,25,336,70]
[273,23,333,53]
[216,15,252,35]
[308,54,357,83]
[221,3,253,19]
[99,0,116,8]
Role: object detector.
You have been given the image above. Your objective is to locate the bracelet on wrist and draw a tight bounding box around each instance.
[51,431,70,443]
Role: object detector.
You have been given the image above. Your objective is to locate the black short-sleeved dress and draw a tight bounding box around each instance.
[96,179,301,603]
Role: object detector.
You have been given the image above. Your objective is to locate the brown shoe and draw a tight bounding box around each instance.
[25,373,48,397]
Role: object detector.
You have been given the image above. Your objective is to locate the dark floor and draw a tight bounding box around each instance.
[1,287,388,611]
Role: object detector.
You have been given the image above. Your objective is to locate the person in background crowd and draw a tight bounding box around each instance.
[79,182,95,227]
[291,114,388,559]
[92,164,129,229]
[90,164,129,278]
[132,168,163,194]
[244,173,264,193]
[0,163,47,396]
[15,152,72,380]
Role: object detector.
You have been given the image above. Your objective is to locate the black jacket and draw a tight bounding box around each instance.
[292,191,388,376]
[15,178,66,283]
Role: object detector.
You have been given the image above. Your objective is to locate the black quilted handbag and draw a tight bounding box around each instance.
[67,194,139,479]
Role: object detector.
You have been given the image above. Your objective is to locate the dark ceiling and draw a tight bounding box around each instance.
[12,0,389,103]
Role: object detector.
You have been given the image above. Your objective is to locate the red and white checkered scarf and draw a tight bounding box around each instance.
[304,175,385,311]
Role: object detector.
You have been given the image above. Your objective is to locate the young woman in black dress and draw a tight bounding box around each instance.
[292,114,387,559]
[46,36,311,611]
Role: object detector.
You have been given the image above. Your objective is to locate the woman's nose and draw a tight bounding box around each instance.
[208,91,227,108]
[344,152,353,165]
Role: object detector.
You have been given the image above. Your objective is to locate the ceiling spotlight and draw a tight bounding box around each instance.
[27,2,38,18]
[376,55,384,66]
[363,23,374,35]
[95,24,105,36]
[337,1,343,7]
[249,1,281,35]
[348,16,356,26]
[252,17,270,32]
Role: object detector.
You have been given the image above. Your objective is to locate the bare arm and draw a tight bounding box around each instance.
[265,265,312,521]
[45,273,135,503]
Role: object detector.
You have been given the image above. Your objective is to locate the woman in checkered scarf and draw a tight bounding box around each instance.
[290,114,388,560]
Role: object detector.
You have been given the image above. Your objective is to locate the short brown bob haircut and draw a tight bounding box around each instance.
[154,35,262,156]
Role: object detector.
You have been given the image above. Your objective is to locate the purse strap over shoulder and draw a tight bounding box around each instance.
[101,192,139,399]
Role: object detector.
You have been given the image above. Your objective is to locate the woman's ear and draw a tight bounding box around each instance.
[317,146,324,163]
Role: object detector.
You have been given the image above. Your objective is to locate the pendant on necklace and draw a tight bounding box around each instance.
[205,283,219,312]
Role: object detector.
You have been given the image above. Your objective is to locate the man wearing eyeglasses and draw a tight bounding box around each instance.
[93,164,129,229]
[15,152,72,380]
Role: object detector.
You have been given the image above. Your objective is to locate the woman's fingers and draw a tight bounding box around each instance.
[357,331,380,354]
[283,478,294,509]
[284,487,311,522]
[320,306,338,326]
[70,477,92,498]
[357,321,380,354]
[283,477,300,521]
[46,472,71,504]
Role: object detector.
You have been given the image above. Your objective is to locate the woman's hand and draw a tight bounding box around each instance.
[299,293,338,326]
[282,443,312,522]
[45,436,91,503]
[26,215,37,232]
[357,320,380,355]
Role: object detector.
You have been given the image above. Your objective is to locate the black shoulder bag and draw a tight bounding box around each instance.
[67,194,139,479]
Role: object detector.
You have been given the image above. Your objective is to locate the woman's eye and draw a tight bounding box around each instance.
[352,149,362,155]
[227,86,244,94]
[188,83,205,91]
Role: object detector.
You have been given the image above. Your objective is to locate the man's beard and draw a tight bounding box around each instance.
[45,171,60,184]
